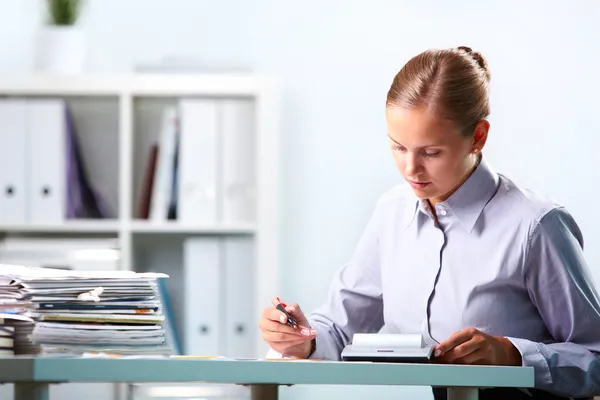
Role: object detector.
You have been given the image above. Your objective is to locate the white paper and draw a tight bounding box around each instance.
[352,333,424,349]
[0,313,34,322]
[0,264,168,280]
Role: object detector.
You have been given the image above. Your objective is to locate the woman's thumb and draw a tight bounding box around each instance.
[285,302,310,325]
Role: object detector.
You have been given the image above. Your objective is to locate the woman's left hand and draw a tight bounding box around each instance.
[434,328,522,366]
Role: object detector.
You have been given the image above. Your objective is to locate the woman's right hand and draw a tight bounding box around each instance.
[259,297,318,358]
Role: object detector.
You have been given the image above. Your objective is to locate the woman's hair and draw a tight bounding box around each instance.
[386,46,491,136]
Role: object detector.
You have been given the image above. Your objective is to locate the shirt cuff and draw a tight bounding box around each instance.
[307,321,343,361]
[308,327,333,360]
[505,336,551,388]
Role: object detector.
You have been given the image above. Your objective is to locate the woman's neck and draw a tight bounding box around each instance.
[429,153,481,208]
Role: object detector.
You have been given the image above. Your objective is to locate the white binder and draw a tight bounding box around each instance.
[223,236,255,358]
[220,100,256,223]
[0,99,28,224]
[183,237,222,355]
[178,99,218,224]
[27,100,66,224]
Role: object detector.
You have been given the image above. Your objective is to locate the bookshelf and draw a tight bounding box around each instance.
[0,220,121,233]
[0,74,280,362]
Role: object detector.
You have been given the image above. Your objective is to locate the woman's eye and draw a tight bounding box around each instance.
[390,145,439,157]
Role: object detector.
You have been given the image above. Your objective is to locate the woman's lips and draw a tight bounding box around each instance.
[408,180,430,189]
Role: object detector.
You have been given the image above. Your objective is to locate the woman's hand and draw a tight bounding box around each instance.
[434,328,522,366]
[259,297,317,358]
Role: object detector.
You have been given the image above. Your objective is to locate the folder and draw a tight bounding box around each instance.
[183,237,222,355]
[27,100,67,224]
[64,104,106,220]
[0,99,28,224]
[178,99,218,224]
[223,237,255,358]
[220,100,256,223]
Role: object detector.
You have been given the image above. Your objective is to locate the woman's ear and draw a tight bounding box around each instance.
[472,120,490,153]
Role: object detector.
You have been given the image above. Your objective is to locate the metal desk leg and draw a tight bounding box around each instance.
[14,382,50,400]
[250,384,278,400]
[447,387,478,400]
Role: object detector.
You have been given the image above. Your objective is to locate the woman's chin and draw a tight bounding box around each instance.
[410,185,434,198]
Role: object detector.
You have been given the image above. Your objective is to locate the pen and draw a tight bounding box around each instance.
[276,297,299,329]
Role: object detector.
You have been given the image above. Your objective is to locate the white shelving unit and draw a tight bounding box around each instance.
[0,73,280,359]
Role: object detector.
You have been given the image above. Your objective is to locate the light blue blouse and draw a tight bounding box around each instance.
[307,157,600,398]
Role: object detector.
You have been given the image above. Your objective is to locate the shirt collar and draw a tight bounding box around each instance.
[403,156,500,232]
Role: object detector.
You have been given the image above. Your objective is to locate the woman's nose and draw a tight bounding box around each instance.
[404,153,421,175]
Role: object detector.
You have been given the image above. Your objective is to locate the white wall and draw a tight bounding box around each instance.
[3,1,600,399]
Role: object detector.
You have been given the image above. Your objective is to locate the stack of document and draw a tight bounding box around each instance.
[0,264,171,356]
[0,317,16,356]
[0,275,33,356]
[0,272,27,307]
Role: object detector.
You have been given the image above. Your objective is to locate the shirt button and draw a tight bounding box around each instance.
[439,209,447,216]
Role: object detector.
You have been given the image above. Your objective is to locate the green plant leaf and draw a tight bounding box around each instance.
[48,0,82,26]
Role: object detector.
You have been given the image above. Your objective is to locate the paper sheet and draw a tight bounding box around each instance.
[352,333,424,349]
[0,264,168,280]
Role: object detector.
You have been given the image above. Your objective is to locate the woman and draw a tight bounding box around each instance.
[259,46,600,400]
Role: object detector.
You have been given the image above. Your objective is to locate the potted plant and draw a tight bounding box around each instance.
[34,0,85,73]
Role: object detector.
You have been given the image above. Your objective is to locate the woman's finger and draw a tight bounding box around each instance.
[259,318,298,334]
[441,337,481,363]
[259,318,315,337]
[435,328,477,358]
[263,331,313,344]
[452,348,487,365]
[263,307,289,324]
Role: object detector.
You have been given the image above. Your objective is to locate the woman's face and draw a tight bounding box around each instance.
[386,106,487,203]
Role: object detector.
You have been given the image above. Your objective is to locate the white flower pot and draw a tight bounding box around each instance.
[34,26,85,74]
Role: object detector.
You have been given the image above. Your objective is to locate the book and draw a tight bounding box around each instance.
[138,144,159,219]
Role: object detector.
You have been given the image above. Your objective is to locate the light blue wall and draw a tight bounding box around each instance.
[3,1,600,399]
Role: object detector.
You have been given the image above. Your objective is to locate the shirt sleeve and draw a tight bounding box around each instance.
[506,207,600,398]
[307,199,386,361]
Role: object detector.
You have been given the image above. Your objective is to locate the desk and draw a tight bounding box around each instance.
[0,356,534,400]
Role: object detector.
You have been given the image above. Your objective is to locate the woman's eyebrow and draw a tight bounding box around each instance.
[387,135,442,149]
[388,135,402,146]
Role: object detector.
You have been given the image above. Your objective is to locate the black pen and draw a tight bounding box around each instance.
[276,297,299,329]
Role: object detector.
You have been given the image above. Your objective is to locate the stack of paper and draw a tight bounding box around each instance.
[0,317,15,356]
[0,273,34,356]
[0,264,172,356]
